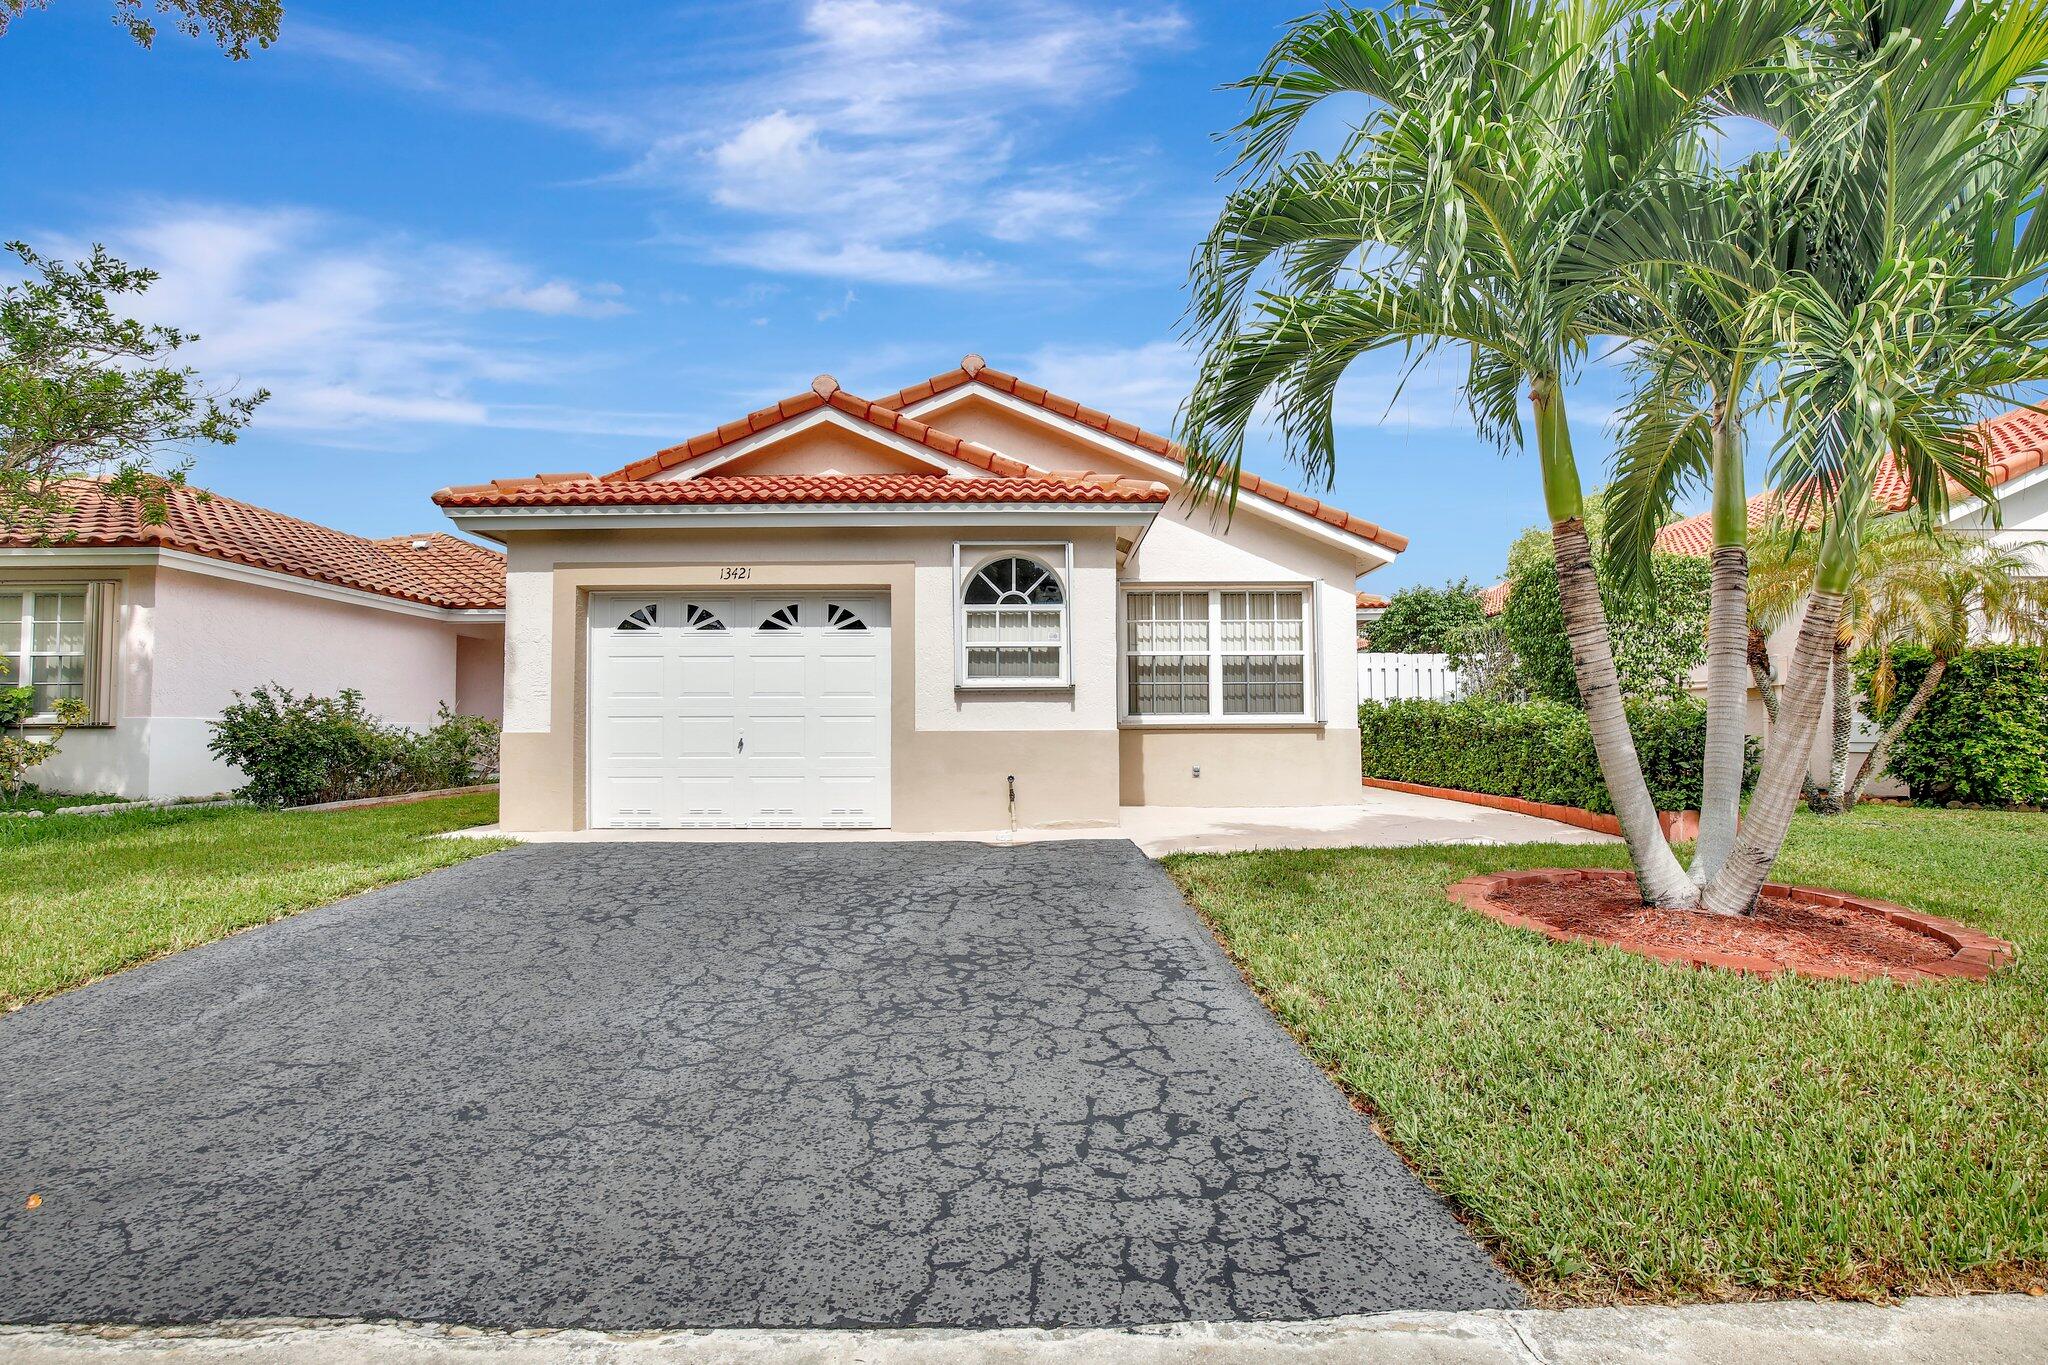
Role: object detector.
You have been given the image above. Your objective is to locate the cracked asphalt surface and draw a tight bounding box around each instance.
[1,841,1518,1329]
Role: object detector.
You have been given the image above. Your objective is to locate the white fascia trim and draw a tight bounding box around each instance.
[897,384,1401,568]
[444,503,1159,534]
[0,546,505,624]
[1946,462,2048,522]
[646,408,986,482]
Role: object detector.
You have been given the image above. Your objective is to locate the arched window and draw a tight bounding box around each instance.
[961,555,1065,682]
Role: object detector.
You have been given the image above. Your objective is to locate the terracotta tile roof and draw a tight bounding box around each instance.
[1477,581,1511,617]
[873,354,1409,554]
[605,375,1075,485]
[433,473,1170,509]
[1356,591,1389,609]
[1655,404,2048,557]
[2,481,505,610]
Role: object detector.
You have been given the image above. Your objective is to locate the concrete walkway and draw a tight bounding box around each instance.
[448,787,1617,857]
[2,1296,2041,1362]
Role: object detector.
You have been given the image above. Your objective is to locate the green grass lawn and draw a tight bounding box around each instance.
[5,788,129,814]
[1167,805,2047,1305]
[1,793,514,1010]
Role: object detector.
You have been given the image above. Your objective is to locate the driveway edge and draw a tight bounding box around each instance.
[2,1296,2043,1363]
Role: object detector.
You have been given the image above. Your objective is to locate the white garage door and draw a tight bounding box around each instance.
[588,592,891,829]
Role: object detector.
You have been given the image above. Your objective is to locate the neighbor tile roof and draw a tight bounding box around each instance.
[1477,581,1511,617]
[1356,591,1389,609]
[3,481,505,609]
[873,355,1410,553]
[433,473,1170,509]
[1655,405,2048,557]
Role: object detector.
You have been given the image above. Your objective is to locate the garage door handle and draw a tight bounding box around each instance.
[737,735,744,754]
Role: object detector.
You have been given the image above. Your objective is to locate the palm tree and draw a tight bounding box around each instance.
[1697,0,2048,912]
[1751,520,2048,811]
[1180,0,1810,909]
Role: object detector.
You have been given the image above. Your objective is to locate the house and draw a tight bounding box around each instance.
[435,355,1406,833]
[1354,591,1390,636]
[0,481,506,800]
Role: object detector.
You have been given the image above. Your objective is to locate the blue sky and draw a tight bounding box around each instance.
[5,0,1651,591]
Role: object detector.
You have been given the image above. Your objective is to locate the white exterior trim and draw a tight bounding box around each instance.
[1946,462,2048,522]
[446,503,1158,537]
[897,384,1402,568]
[0,546,504,624]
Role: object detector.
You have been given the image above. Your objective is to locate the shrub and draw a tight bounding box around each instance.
[1358,696,1754,814]
[209,685,499,808]
[0,688,91,806]
[1501,552,1710,705]
[1363,579,1488,652]
[1856,645,2048,806]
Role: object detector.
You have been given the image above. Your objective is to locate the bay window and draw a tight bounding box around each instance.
[1124,587,1313,720]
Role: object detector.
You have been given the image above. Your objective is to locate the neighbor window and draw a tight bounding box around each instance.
[1124,588,1310,719]
[960,554,1066,683]
[0,587,94,719]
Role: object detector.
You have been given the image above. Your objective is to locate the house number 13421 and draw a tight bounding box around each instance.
[720,566,750,580]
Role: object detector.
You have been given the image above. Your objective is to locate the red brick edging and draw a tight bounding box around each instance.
[1363,777,1699,841]
[1446,868,2017,983]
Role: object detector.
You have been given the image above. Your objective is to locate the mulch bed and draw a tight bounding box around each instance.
[1446,869,2017,983]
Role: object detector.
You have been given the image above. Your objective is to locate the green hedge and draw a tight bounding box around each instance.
[1857,645,2048,806]
[1358,696,1753,814]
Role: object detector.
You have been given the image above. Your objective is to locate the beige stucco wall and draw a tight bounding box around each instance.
[494,525,1126,833]
[1120,726,1362,807]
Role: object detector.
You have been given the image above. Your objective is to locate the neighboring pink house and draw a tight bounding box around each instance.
[1,482,505,800]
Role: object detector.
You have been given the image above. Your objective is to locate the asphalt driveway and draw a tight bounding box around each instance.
[0,841,1517,1329]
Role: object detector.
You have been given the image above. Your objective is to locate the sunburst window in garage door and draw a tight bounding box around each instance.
[758,602,802,632]
[827,603,867,631]
[617,603,659,631]
[962,555,1064,682]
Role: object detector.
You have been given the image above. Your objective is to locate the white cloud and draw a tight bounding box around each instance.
[628,1,1186,283]
[1022,339,1196,428]
[56,202,640,439]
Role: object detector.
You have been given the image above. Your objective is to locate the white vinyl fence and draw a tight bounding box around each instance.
[1357,651,1462,702]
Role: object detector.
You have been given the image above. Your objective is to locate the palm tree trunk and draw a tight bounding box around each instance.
[1748,626,1779,727]
[1845,657,1945,810]
[1692,408,1749,884]
[1816,637,1853,813]
[1533,376,1698,908]
[1702,517,1858,915]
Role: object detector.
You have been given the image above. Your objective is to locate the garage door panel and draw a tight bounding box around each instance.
[590,591,889,829]
[815,774,885,827]
[602,654,667,700]
[813,712,884,761]
[598,775,667,828]
[676,654,738,698]
[600,714,670,761]
[745,774,806,826]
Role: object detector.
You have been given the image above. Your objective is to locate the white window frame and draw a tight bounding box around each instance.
[952,542,1074,689]
[1118,584,1320,726]
[0,581,115,726]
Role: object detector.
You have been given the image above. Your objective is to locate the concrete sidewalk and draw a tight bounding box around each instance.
[444,787,1618,857]
[2,1296,2042,1362]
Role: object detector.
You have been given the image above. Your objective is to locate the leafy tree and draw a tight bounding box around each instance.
[1363,579,1486,653]
[1502,553,1710,705]
[1182,0,1807,908]
[0,0,280,57]
[1,242,265,538]
[1858,646,2048,807]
